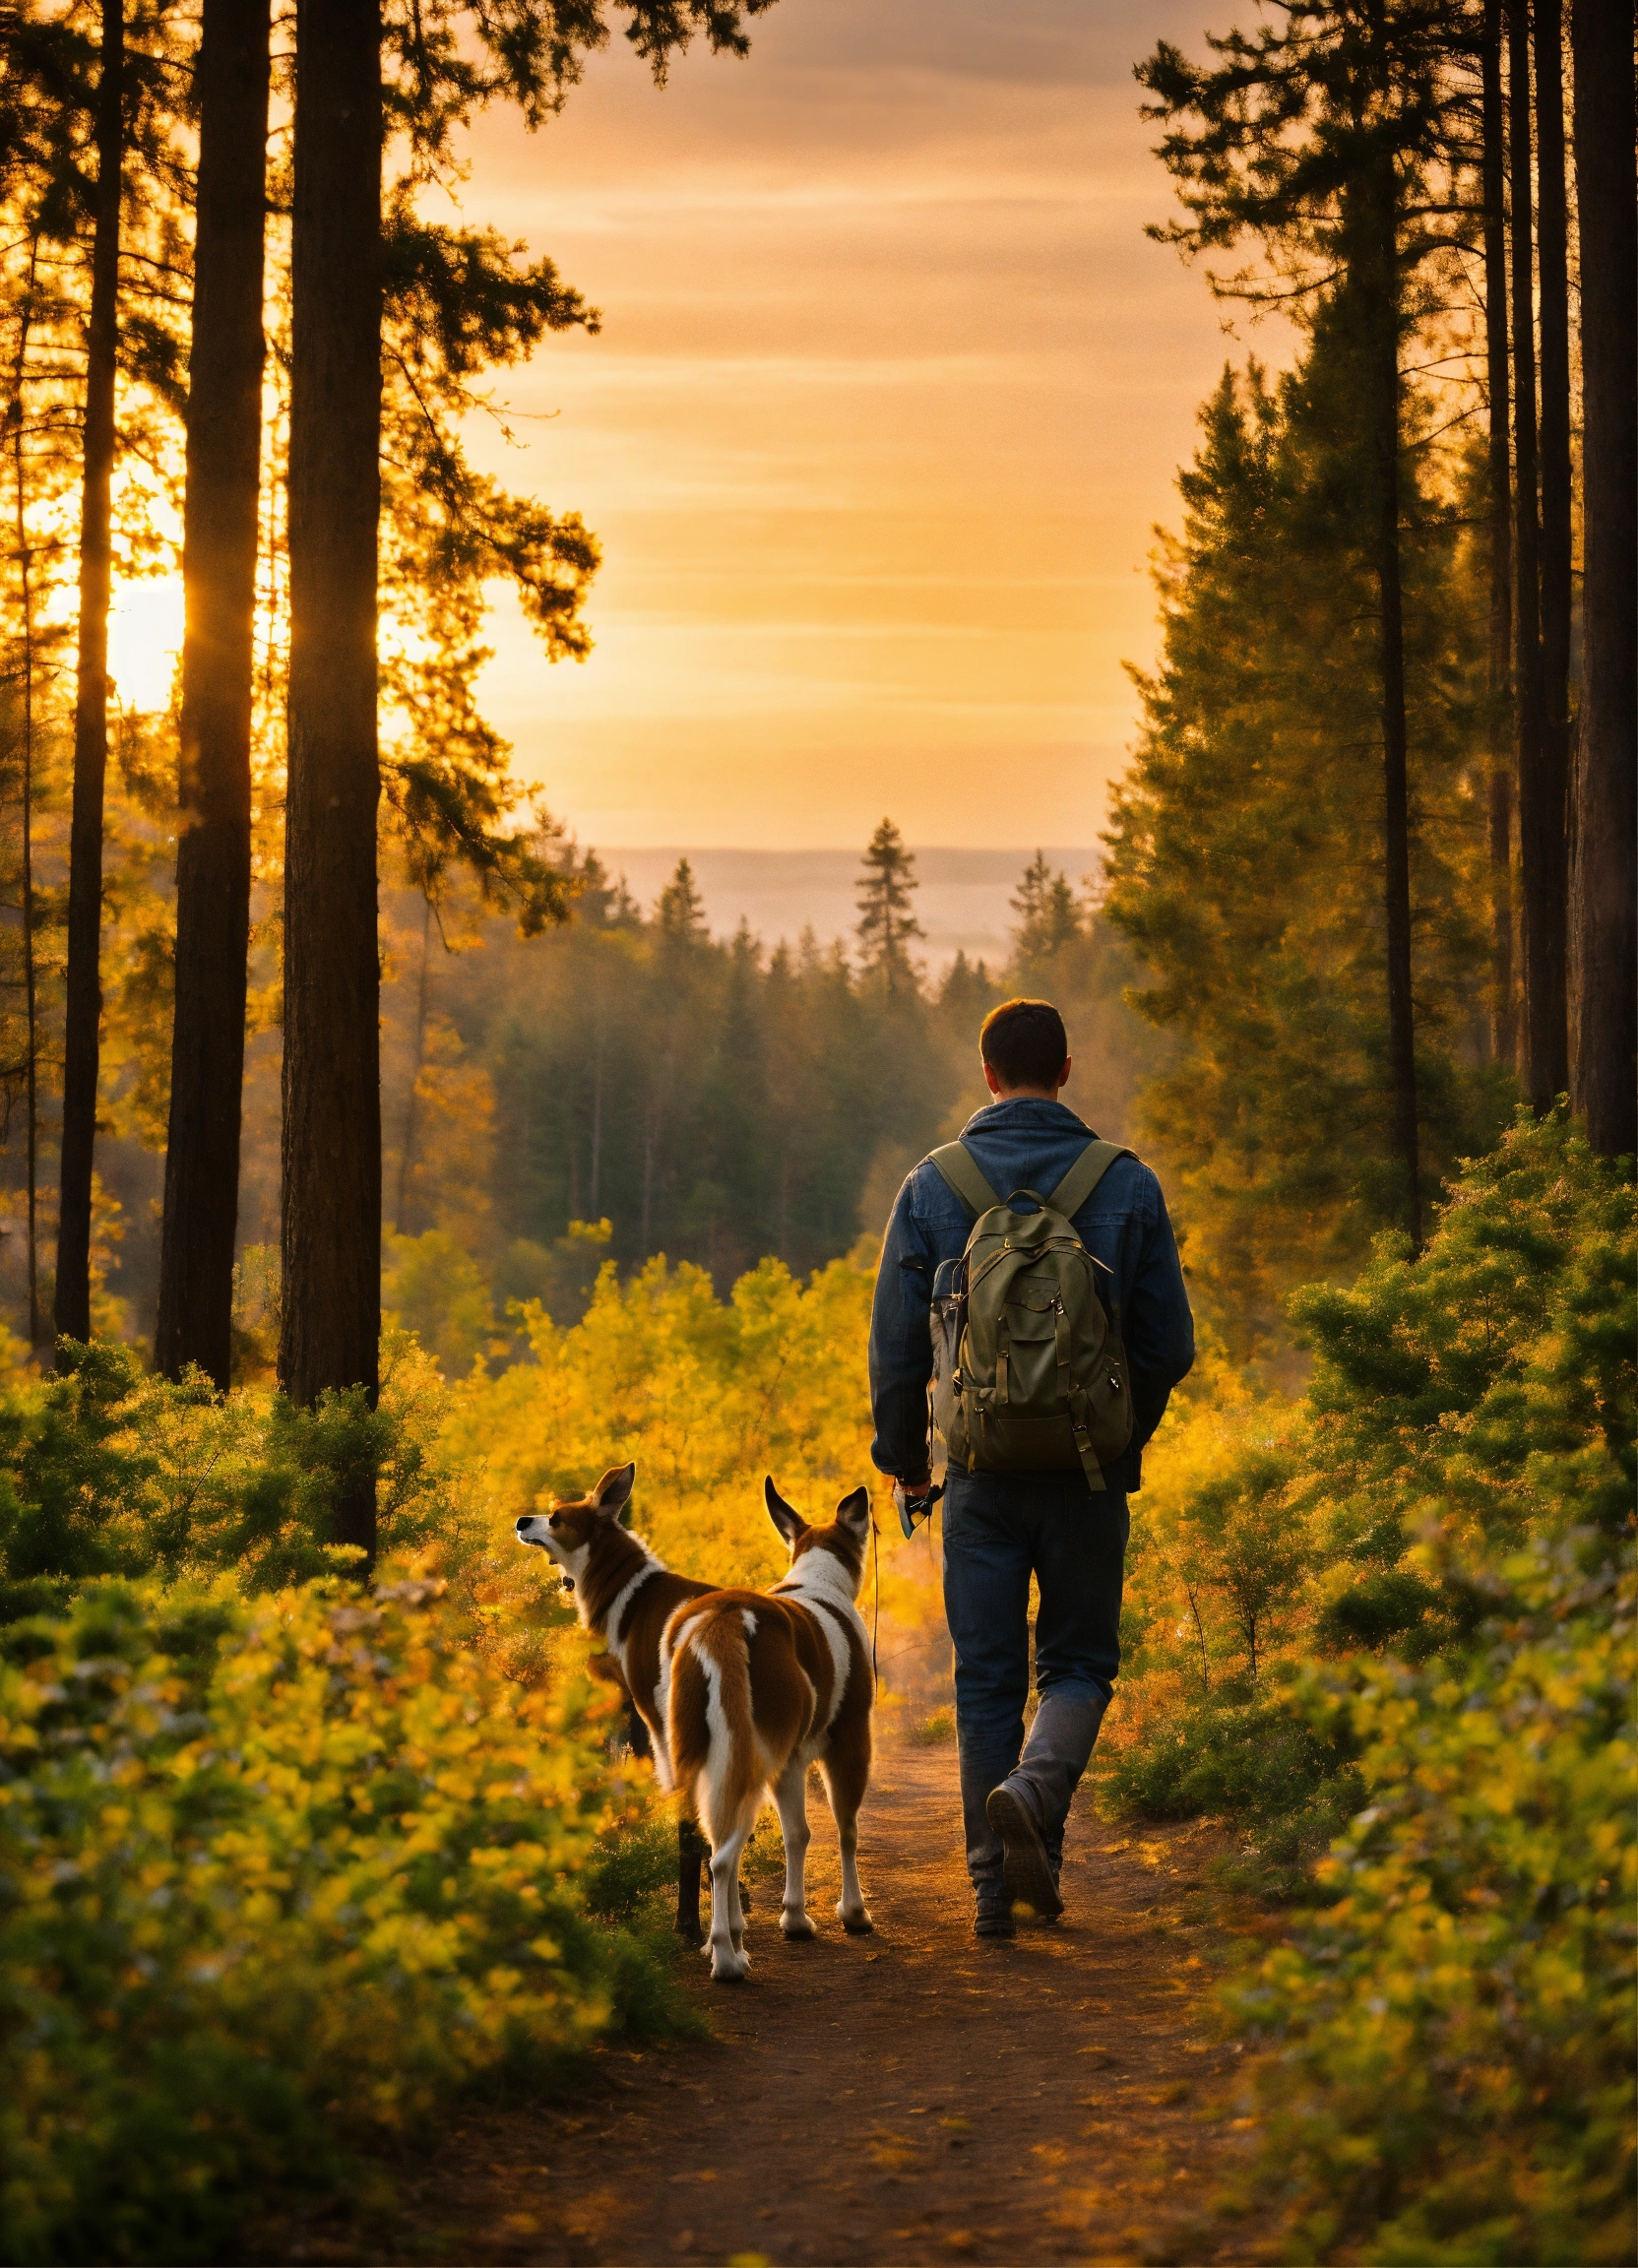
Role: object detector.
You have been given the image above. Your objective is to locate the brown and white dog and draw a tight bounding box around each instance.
[514,1462,725,1940]
[663,1477,875,1983]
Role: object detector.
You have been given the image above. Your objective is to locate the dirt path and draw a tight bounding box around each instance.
[281,1740,1269,2267]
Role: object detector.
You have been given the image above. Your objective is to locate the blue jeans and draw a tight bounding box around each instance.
[941,1470,1129,1893]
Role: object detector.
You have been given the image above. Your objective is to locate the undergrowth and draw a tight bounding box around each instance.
[1102,1113,1636,2261]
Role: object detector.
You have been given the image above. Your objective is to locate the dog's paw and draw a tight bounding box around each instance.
[781,1910,816,1940]
[839,1902,874,1934]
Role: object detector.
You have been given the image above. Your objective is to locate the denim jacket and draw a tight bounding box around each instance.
[867,1097,1195,1493]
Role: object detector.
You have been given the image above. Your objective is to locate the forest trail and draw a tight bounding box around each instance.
[282,1740,1272,2268]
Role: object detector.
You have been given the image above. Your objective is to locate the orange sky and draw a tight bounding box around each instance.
[98,1,1258,854]
[451,0,1257,851]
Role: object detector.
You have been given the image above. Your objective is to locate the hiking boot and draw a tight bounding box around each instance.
[985,1783,1065,1920]
[974,1894,1016,1939]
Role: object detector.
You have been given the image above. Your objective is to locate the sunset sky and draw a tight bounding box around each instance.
[97,0,1270,856]
[449,0,1266,851]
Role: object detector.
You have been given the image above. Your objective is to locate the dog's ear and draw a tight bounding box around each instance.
[836,1485,873,1538]
[593,1463,636,1518]
[764,1475,808,1550]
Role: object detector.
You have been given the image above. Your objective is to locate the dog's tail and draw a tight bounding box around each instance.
[664,1601,764,1853]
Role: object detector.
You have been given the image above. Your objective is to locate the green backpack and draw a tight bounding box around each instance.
[927,1138,1133,1489]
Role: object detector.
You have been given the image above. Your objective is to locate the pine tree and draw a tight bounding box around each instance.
[657,855,708,942]
[154,0,272,1389]
[278,1,777,1548]
[1010,850,1079,966]
[278,0,384,1572]
[0,84,80,1354]
[854,817,922,994]
[1102,354,1498,1349]
[1138,0,1478,1245]
[55,0,126,1347]
[1008,850,1051,964]
[1479,0,1515,1067]
[1532,0,1572,1103]
[1568,0,1636,1157]
[1506,0,1565,1107]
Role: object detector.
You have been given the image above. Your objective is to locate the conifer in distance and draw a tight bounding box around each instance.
[855,817,922,995]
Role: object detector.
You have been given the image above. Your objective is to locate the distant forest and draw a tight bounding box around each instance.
[0,825,1157,1359]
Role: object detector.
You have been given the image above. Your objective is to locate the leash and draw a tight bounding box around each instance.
[871,1516,880,1695]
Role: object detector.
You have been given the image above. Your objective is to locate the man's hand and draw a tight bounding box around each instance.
[894,1476,943,1538]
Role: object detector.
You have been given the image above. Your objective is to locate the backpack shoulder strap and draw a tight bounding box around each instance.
[927,1142,1001,1219]
[1046,1139,1130,1222]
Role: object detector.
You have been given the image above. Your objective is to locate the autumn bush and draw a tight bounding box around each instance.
[442,1247,940,1636]
[0,1336,690,2262]
[0,1557,672,2263]
[0,1243,928,2264]
[1237,1531,1634,2265]
[1105,1114,1636,2261]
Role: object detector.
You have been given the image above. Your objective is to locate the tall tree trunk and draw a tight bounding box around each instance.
[1507,0,1554,1109]
[1360,156,1421,1246]
[10,236,42,1350]
[280,0,382,1560]
[155,0,271,1388]
[394,891,432,1232]
[1374,352,1420,1247]
[1569,0,1637,1155]
[1480,0,1516,1068]
[55,0,124,1345]
[1532,0,1571,1099]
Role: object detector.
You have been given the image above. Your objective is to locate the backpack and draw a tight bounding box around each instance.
[927,1138,1133,1489]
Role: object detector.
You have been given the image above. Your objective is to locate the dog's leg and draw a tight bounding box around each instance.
[726,1810,752,1957]
[821,1751,873,1934]
[675,1814,705,1944]
[707,1810,754,1983]
[773,1754,814,1938]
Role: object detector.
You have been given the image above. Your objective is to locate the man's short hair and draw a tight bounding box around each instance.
[979,998,1069,1090]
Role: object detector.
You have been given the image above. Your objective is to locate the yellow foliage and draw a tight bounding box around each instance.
[442,1251,941,1646]
[0,1554,649,2258]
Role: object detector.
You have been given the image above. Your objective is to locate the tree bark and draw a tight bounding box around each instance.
[1569,0,1637,1155]
[394,891,432,1233]
[55,0,124,1345]
[1374,318,1420,1248]
[10,235,43,1351]
[1507,0,1556,1110]
[1480,0,1516,1067]
[280,0,382,1556]
[1532,0,1572,1099]
[1357,152,1421,1247]
[155,0,271,1388]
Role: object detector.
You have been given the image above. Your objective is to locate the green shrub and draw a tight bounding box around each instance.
[1110,1116,1634,1877]
[0,1338,485,1598]
[1102,1679,1363,1897]
[0,1559,664,2262]
[1107,1117,1635,2255]
[1236,1533,1635,2264]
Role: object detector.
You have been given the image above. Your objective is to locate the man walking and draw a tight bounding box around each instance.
[869,997,1193,1937]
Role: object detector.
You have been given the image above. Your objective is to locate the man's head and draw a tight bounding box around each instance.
[979,997,1071,1100]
